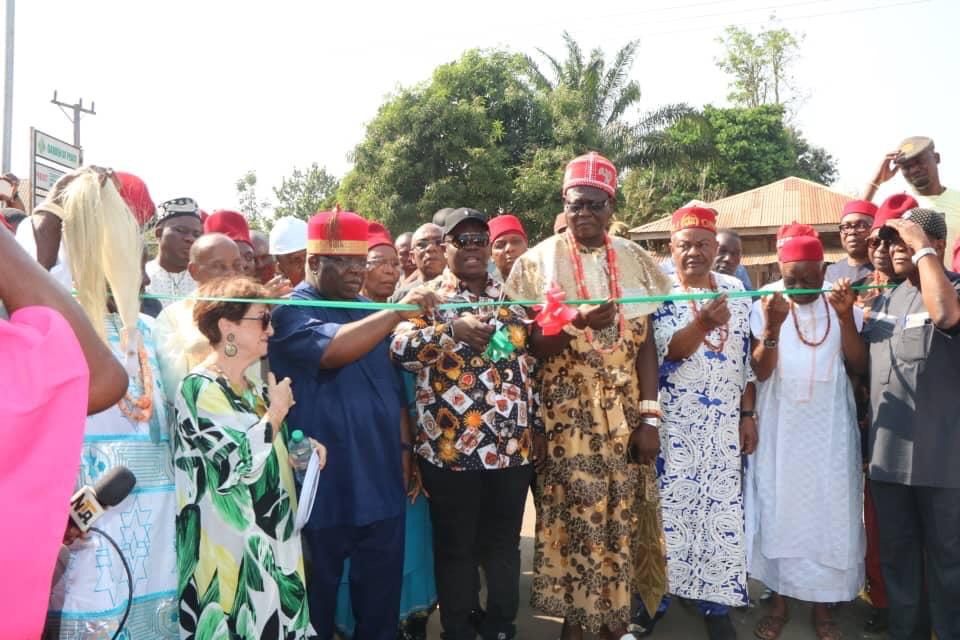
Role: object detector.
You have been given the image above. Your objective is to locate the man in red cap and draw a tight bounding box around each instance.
[747,227,866,639]
[488,214,528,281]
[862,208,960,638]
[204,209,256,277]
[826,200,879,284]
[269,209,436,640]
[645,205,756,638]
[505,152,670,640]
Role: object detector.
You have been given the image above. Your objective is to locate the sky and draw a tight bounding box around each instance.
[4,0,957,217]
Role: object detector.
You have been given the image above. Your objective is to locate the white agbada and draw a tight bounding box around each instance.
[745,280,865,602]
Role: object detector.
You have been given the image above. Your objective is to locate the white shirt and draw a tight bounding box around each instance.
[145,258,197,308]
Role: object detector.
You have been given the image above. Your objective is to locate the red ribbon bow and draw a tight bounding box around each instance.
[534,283,579,336]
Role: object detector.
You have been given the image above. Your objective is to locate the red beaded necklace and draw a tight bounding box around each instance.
[564,230,625,353]
[683,273,729,353]
[790,295,831,347]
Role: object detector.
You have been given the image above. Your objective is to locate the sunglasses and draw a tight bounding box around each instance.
[563,201,607,214]
[241,310,272,330]
[448,231,490,249]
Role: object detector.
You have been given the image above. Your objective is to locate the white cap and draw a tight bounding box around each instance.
[269,217,308,255]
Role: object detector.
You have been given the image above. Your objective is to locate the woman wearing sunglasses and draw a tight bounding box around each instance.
[173,276,322,638]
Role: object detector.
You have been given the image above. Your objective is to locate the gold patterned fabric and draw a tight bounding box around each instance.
[504,235,670,631]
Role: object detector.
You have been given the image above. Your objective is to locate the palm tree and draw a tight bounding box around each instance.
[526,32,706,170]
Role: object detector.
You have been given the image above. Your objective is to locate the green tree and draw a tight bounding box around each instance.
[621,104,836,225]
[235,170,271,231]
[273,164,340,222]
[715,21,803,110]
[337,49,551,234]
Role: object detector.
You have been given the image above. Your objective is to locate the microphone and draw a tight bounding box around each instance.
[68,466,137,533]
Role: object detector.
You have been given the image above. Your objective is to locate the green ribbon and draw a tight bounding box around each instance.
[483,327,517,362]
[139,284,891,311]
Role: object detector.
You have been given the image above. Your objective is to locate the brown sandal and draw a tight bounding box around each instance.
[813,616,843,640]
[754,613,789,640]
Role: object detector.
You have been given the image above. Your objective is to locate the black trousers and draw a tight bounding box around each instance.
[869,479,960,639]
[419,461,532,640]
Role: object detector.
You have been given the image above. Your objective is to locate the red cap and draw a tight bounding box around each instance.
[872,193,919,231]
[115,172,155,226]
[562,152,617,198]
[671,206,717,234]
[488,214,527,243]
[308,207,369,255]
[841,199,878,219]
[199,209,209,223]
[367,221,394,251]
[779,234,824,263]
[776,222,818,249]
[204,210,252,248]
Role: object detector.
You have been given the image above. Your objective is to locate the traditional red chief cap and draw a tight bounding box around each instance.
[562,152,617,198]
[204,210,253,248]
[367,221,394,251]
[841,199,878,219]
[308,206,369,256]
[776,222,818,248]
[872,193,919,231]
[671,206,717,234]
[779,234,824,263]
[115,172,155,226]
[488,214,527,243]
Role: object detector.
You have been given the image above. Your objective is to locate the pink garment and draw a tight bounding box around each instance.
[0,306,89,638]
[952,235,960,273]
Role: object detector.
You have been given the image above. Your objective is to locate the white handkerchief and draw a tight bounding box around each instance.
[295,453,322,533]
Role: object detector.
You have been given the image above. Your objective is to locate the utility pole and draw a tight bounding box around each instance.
[50,90,95,149]
[2,0,14,173]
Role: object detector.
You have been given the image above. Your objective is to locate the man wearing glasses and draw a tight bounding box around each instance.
[392,208,545,640]
[269,209,436,640]
[825,200,879,285]
[392,222,446,301]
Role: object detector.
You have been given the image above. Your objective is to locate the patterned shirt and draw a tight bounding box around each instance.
[391,269,543,471]
[145,258,197,308]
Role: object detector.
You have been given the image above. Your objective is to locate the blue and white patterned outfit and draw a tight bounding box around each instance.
[47,314,179,639]
[652,273,754,608]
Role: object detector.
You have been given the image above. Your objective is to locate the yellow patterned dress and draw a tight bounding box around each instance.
[504,234,671,631]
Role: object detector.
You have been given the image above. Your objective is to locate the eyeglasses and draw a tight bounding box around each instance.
[414,238,443,251]
[366,258,401,271]
[838,222,871,234]
[673,240,714,254]
[563,201,607,214]
[321,255,367,271]
[448,231,490,249]
[241,310,272,330]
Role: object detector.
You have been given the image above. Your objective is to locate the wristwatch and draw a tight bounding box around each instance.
[763,337,778,348]
[911,246,937,265]
[740,410,756,419]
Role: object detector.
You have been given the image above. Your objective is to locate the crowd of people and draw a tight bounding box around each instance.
[0,137,958,640]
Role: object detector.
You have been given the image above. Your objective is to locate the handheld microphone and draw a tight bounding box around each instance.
[68,466,137,532]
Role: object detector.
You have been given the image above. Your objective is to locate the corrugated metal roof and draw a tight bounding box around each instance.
[630,177,855,239]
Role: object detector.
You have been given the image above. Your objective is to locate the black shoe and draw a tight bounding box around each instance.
[863,606,888,633]
[468,608,486,631]
[628,609,664,637]
[704,613,737,640]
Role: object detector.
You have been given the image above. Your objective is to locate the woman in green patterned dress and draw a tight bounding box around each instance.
[174,277,322,639]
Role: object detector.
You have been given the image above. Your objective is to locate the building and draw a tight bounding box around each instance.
[629,176,852,287]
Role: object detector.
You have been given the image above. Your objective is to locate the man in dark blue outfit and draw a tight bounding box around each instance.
[269,209,435,640]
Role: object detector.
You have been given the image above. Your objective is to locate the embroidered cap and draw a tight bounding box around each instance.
[562,152,617,198]
[307,207,369,256]
[671,206,717,234]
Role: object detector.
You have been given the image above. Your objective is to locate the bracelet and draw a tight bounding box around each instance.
[870,181,880,189]
[740,410,756,419]
[640,416,660,429]
[911,247,937,265]
[639,400,662,417]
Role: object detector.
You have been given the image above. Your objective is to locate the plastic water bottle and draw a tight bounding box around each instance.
[289,430,313,484]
